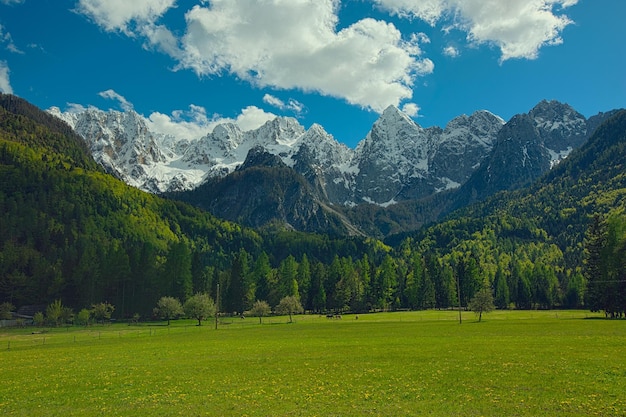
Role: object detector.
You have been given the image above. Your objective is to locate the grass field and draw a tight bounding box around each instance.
[1,310,625,416]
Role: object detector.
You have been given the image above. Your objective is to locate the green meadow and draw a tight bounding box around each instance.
[1,310,625,416]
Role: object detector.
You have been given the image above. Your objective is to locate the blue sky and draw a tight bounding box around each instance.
[0,0,624,148]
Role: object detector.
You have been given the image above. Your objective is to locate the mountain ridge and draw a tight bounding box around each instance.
[3,93,626,315]
[49,99,621,236]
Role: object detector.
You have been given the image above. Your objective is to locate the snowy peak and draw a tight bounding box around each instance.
[212,123,244,148]
[369,105,424,144]
[430,111,505,186]
[296,123,352,166]
[529,100,587,155]
[442,110,505,148]
[66,107,168,184]
[247,116,305,147]
[48,99,602,213]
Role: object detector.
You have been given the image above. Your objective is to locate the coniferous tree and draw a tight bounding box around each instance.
[278,255,299,301]
[253,252,273,303]
[297,254,311,307]
[309,261,327,313]
[225,249,250,313]
[376,255,397,311]
[493,266,510,309]
[584,215,608,313]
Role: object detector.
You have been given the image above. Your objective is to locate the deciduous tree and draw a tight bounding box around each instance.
[46,299,63,327]
[468,285,495,322]
[0,302,14,320]
[249,300,271,324]
[154,296,183,325]
[275,295,303,323]
[91,302,115,325]
[183,293,215,326]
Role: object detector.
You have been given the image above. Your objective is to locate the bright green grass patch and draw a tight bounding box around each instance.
[1,311,624,416]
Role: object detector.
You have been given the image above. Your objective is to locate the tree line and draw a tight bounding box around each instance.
[2,95,626,320]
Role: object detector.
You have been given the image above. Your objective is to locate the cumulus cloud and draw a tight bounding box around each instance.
[233,106,278,132]
[147,104,277,140]
[401,102,420,117]
[98,89,134,111]
[75,0,183,61]
[0,61,13,94]
[262,94,305,114]
[178,0,432,112]
[75,0,579,117]
[373,0,578,61]
[75,0,176,34]
[147,105,214,140]
[443,45,459,58]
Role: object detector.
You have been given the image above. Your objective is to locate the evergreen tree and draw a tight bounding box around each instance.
[161,240,193,303]
[224,248,250,313]
[493,266,510,309]
[309,261,327,313]
[376,255,397,311]
[418,269,436,310]
[325,255,342,311]
[253,252,273,303]
[278,255,299,300]
[297,254,311,307]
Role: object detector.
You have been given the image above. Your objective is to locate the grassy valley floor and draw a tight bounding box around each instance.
[1,310,624,416]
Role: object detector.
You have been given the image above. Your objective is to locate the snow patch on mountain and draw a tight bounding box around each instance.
[48,100,593,210]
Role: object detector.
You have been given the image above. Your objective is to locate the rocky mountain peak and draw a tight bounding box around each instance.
[528,99,587,160]
[371,105,423,140]
[49,99,606,221]
[248,116,305,147]
[212,122,243,146]
[238,146,286,171]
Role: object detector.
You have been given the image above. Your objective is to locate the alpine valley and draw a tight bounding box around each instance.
[50,100,619,237]
[2,93,626,318]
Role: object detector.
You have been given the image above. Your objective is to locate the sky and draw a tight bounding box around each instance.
[0,0,624,148]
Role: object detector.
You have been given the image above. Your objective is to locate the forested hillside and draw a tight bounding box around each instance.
[1,95,625,319]
[394,110,626,313]
[0,95,389,317]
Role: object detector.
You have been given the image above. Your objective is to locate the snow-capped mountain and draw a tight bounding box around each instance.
[48,106,210,192]
[455,100,612,206]
[48,100,603,220]
[431,110,505,186]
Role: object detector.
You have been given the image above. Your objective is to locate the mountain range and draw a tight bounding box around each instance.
[3,92,626,314]
[49,100,620,237]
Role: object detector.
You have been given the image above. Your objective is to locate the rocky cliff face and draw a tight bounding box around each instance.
[48,103,505,204]
[49,100,613,236]
[174,147,356,235]
[456,101,604,206]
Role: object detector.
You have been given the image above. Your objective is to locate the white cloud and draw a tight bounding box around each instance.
[65,103,88,114]
[373,0,447,25]
[262,94,305,114]
[0,24,24,54]
[147,105,213,140]
[0,61,13,94]
[178,0,432,112]
[373,0,578,61]
[0,0,25,5]
[98,89,134,111]
[233,106,278,132]
[146,104,277,140]
[401,102,420,117]
[75,0,176,34]
[443,45,459,58]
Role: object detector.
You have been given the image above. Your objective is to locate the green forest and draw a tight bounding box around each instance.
[1,94,625,320]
